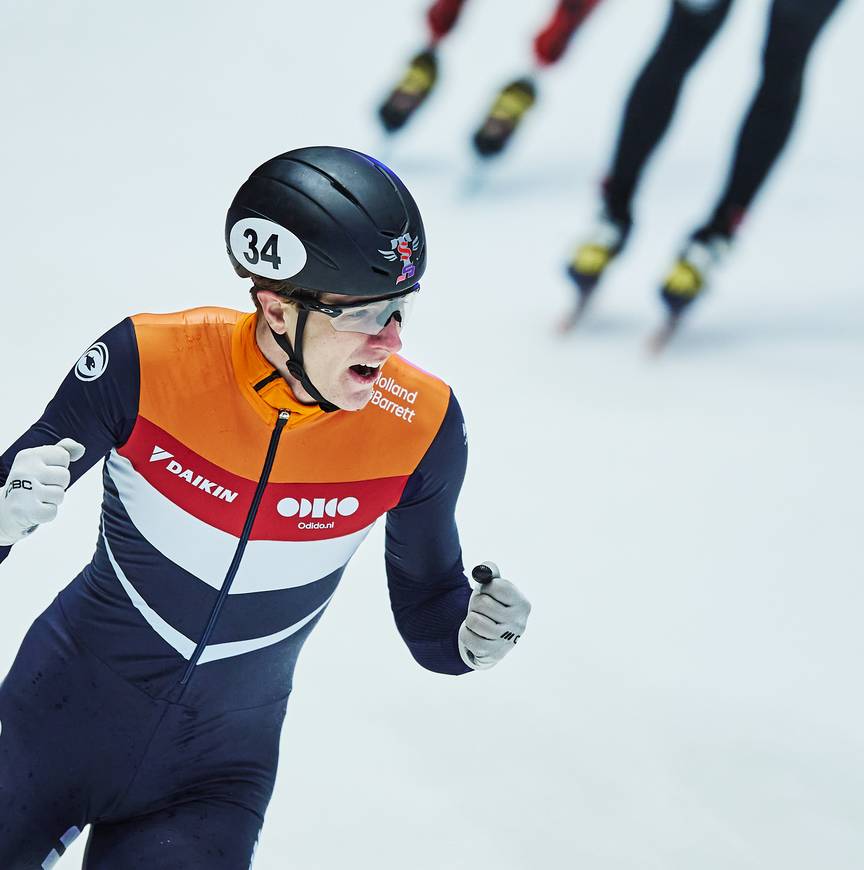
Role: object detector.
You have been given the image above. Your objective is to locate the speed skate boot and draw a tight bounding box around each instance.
[559,211,631,331]
[660,233,730,318]
[472,77,537,157]
[648,233,731,352]
[567,211,631,301]
[379,49,439,133]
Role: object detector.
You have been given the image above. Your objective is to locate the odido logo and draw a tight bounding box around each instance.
[277,496,359,530]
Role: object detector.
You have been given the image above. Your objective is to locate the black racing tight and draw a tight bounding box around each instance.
[603,0,843,239]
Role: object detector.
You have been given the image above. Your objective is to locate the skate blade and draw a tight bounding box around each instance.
[557,266,602,333]
[646,315,682,355]
[460,159,493,198]
[557,293,594,334]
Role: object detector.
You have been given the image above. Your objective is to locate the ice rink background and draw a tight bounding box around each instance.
[1,0,862,867]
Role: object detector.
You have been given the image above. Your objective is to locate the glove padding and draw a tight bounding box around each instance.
[0,438,85,546]
[458,562,531,671]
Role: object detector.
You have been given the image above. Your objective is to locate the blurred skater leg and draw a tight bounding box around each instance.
[473,1,606,157]
[379,0,471,132]
[426,0,470,43]
[661,0,845,319]
[534,0,606,67]
[566,1,734,310]
[694,0,845,241]
[604,0,735,226]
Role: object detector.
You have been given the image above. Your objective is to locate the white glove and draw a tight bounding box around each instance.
[0,438,85,546]
[458,562,531,671]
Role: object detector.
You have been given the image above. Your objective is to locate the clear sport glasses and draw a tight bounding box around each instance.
[293,285,419,335]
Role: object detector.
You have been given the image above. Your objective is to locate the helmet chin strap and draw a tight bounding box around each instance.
[269,307,340,413]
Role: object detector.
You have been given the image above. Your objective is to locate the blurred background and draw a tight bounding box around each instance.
[1,1,862,867]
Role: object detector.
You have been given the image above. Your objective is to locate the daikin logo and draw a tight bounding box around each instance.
[150,446,174,463]
[148,445,239,503]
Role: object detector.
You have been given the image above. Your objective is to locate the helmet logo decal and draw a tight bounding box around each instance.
[229,217,307,280]
[378,233,421,285]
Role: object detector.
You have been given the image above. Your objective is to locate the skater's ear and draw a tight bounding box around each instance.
[253,285,314,331]
[254,289,297,333]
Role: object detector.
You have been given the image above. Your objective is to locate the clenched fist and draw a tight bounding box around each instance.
[459,562,531,671]
[0,439,85,546]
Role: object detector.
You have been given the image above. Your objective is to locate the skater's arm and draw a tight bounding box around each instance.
[0,319,140,561]
[385,390,472,675]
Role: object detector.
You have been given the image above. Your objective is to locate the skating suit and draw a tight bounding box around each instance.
[0,308,471,868]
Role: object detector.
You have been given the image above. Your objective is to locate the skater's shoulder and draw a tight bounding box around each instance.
[380,354,451,395]
[357,354,452,446]
[130,306,245,358]
[131,306,245,332]
[375,354,453,413]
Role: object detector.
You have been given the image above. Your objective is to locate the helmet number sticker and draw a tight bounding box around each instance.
[242,229,281,271]
[229,218,307,280]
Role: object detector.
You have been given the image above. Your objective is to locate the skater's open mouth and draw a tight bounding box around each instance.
[349,364,381,383]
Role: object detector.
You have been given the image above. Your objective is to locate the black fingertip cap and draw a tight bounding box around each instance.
[472,564,495,584]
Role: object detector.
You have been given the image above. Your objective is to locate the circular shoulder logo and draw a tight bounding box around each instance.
[75,342,110,382]
[229,217,307,281]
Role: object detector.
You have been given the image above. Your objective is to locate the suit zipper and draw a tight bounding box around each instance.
[180,409,290,685]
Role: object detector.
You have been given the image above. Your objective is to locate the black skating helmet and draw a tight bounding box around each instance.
[225,146,427,296]
[226,146,427,414]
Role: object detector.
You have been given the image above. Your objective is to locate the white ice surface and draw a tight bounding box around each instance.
[1,1,862,868]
